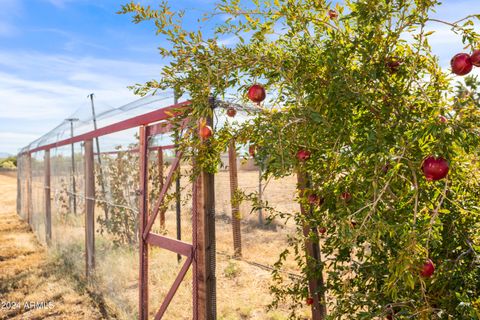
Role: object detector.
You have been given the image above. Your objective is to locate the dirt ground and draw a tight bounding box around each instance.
[0,173,108,320]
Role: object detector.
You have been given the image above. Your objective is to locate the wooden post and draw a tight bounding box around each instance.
[228,140,242,257]
[84,140,95,277]
[297,172,327,320]
[138,126,149,320]
[193,102,216,320]
[26,152,32,226]
[158,147,165,228]
[45,150,52,245]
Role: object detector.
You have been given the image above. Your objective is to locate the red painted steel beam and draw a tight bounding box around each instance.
[93,144,175,156]
[148,117,189,136]
[148,121,174,137]
[26,101,190,154]
[143,150,183,239]
[154,255,193,320]
[146,232,193,257]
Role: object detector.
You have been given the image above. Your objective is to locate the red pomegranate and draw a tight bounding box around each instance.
[471,49,480,67]
[318,226,327,234]
[422,156,449,181]
[296,149,311,161]
[308,194,319,205]
[386,308,396,320]
[328,9,338,19]
[451,53,473,76]
[248,145,256,157]
[308,194,324,206]
[386,57,402,73]
[226,107,237,117]
[306,297,314,305]
[199,125,213,139]
[420,259,435,278]
[438,115,448,123]
[247,84,266,103]
[341,192,352,202]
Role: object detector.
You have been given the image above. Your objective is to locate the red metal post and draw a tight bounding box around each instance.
[297,172,327,320]
[139,126,149,320]
[193,105,216,320]
[85,139,95,277]
[192,181,198,320]
[44,149,52,245]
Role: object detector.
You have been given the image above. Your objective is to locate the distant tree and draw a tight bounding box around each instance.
[0,156,17,169]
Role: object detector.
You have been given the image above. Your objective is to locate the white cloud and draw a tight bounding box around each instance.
[0,50,166,154]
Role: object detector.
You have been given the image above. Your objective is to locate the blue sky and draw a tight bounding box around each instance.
[0,0,478,155]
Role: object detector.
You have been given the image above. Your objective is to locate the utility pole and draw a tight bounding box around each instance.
[88,93,108,220]
[65,118,79,215]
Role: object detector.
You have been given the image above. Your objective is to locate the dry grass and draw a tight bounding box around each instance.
[0,173,107,320]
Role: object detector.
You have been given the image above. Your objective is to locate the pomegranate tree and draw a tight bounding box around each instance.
[123,0,480,318]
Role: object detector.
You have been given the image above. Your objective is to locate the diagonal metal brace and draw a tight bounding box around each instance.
[143,150,183,239]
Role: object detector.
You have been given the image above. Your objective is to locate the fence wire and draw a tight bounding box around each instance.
[16,93,306,319]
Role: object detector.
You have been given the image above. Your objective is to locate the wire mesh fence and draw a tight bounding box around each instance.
[16,93,309,320]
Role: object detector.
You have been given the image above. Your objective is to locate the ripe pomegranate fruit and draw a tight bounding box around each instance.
[226,107,236,117]
[247,84,266,103]
[328,9,338,19]
[308,194,319,205]
[248,145,256,157]
[422,156,449,181]
[386,57,402,73]
[420,259,435,278]
[296,149,311,161]
[471,49,480,67]
[341,192,352,202]
[318,226,327,234]
[385,304,396,320]
[386,311,395,320]
[451,53,473,76]
[308,194,324,206]
[199,125,213,139]
[306,297,314,305]
[438,115,448,123]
